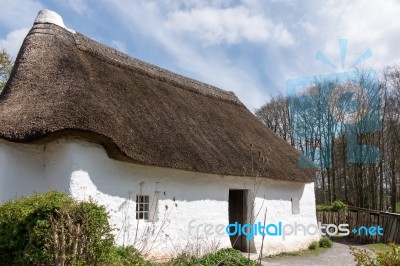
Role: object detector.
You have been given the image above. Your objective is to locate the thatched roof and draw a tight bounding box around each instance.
[0,10,315,182]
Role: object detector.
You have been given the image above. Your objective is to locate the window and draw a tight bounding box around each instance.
[136,195,150,220]
[291,197,300,215]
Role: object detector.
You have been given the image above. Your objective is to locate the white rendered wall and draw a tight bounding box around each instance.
[0,139,318,259]
[0,141,47,199]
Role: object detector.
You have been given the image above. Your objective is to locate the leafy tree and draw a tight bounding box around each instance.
[0,48,14,90]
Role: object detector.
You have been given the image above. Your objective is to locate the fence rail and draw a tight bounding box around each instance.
[317,206,400,244]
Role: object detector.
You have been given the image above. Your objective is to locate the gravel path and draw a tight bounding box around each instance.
[261,241,357,266]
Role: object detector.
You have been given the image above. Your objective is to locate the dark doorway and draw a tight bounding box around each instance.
[228,189,255,253]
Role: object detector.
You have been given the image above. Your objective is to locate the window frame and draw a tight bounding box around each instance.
[136,195,150,220]
[291,197,300,215]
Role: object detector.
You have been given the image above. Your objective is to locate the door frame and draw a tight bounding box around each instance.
[228,189,256,253]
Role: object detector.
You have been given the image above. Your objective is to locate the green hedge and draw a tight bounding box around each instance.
[316,200,347,212]
[0,191,114,265]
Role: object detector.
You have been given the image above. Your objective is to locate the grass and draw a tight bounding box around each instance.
[268,237,333,258]
[364,243,392,253]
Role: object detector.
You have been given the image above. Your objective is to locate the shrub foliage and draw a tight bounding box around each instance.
[350,244,400,266]
[316,200,347,212]
[318,236,333,248]
[308,241,319,250]
[0,191,114,265]
[167,248,261,266]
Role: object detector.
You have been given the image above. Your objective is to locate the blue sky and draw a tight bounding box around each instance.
[1,0,399,111]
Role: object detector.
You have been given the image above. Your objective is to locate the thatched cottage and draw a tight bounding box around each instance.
[0,10,318,258]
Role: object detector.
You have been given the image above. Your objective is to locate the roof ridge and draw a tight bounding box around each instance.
[71,32,244,107]
[34,9,76,33]
[30,8,244,107]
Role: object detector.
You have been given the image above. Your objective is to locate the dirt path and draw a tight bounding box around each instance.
[261,241,356,266]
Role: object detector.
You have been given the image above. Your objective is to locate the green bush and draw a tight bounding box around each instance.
[167,248,261,266]
[168,252,197,265]
[350,244,400,266]
[316,204,330,212]
[0,191,72,264]
[331,200,347,212]
[319,236,333,248]
[0,191,114,265]
[108,246,156,266]
[197,248,260,266]
[308,241,319,250]
[316,200,347,212]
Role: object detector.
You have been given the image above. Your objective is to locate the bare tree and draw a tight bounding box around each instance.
[255,68,398,210]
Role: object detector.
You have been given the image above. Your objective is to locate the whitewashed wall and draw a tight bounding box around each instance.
[0,139,318,259]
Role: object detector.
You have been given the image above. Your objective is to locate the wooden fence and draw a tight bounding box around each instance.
[317,206,400,244]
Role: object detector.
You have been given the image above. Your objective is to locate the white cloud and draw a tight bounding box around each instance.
[300,0,400,72]
[154,31,267,109]
[0,0,42,29]
[50,0,400,109]
[66,0,88,15]
[95,0,286,109]
[0,0,41,58]
[0,28,30,59]
[110,40,127,53]
[165,6,294,46]
[334,1,400,68]
[238,0,400,86]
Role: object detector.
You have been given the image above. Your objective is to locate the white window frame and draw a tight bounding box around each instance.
[136,195,150,220]
[135,194,158,222]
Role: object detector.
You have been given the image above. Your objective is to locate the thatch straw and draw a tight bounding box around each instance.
[0,22,315,182]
